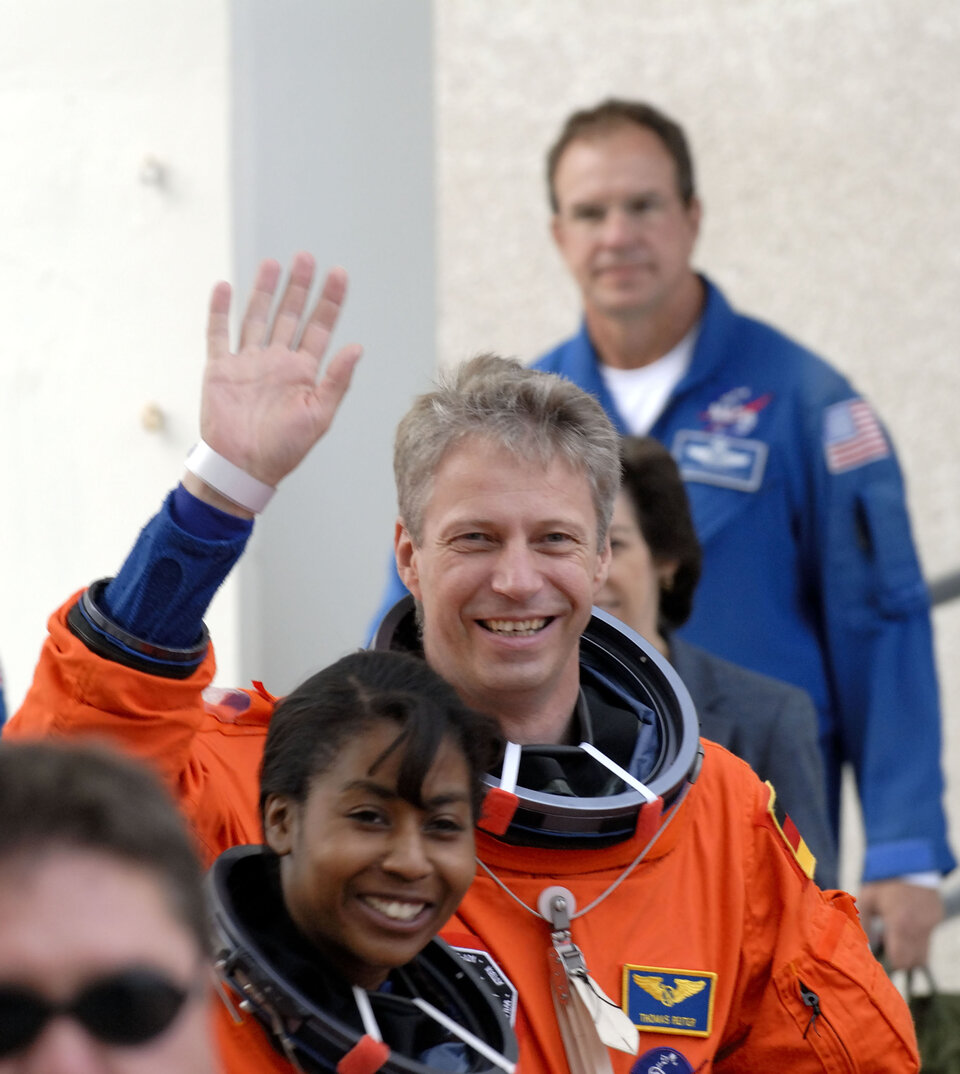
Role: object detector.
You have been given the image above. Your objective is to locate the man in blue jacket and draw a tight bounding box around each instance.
[531,98,953,968]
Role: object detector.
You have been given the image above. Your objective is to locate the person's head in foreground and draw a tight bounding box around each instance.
[596,435,702,653]
[394,354,620,743]
[0,740,213,1074]
[210,648,508,1071]
[257,648,501,989]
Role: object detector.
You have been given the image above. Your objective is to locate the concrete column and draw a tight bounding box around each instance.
[229,0,435,690]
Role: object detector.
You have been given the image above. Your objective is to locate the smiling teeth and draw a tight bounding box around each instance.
[363,897,426,921]
[484,618,547,636]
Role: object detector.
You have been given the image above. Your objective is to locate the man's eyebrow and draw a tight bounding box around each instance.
[439,515,494,530]
[569,187,661,206]
[442,514,590,533]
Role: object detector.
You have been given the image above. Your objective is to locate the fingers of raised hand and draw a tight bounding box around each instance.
[267,251,317,349]
[213,255,352,379]
[307,341,364,439]
[238,258,283,350]
[319,341,363,402]
[298,266,349,360]
[234,255,344,360]
[207,280,233,361]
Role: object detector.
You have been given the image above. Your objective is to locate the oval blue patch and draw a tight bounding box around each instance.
[632,1046,694,1074]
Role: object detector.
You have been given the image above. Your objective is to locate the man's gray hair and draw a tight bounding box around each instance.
[394,354,621,545]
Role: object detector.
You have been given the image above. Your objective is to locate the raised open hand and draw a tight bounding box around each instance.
[190,252,362,510]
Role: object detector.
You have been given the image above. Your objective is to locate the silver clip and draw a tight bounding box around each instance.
[539,884,639,1062]
[210,961,244,1025]
[554,934,589,981]
[538,885,576,932]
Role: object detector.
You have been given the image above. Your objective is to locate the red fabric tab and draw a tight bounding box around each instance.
[478,788,518,835]
[337,1036,390,1074]
[250,680,277,704]
[634,796,664,843]
[781,813,802,854]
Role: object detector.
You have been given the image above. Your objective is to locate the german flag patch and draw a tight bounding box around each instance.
[764,782,816,880]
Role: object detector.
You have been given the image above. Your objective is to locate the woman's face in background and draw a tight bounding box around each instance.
[595,490,672,648]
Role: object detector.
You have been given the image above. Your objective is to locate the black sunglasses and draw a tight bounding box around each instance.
[0,967,194,1057]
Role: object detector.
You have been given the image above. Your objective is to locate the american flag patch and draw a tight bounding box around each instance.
[823,398,889,473]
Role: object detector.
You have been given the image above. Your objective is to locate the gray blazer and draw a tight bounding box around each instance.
[670,635,838,889]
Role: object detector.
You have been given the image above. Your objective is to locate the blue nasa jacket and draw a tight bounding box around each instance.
[532,277,955,882]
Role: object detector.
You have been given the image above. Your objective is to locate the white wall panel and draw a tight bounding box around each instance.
[0,0,234,709]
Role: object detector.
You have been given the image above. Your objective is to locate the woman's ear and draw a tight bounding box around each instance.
[263,794,298,856]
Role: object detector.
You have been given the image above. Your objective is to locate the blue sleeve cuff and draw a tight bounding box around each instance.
[100,487,252,649]
[862,838,956,883]
[170,482,255,542]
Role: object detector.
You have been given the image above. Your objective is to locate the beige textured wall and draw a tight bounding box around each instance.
[435,0,960,980]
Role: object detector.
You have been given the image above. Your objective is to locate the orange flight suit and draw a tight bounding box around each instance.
[8,595,919,1073]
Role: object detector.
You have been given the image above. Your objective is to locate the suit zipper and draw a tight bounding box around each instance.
[798,980,855,1071]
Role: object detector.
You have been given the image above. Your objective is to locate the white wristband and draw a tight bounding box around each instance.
[184,440,276,514]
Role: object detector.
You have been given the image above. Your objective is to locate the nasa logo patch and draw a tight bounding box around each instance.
[632,1046,694,1074]
[702,386,772,435]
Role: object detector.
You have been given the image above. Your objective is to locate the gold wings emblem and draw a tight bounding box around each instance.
[633,974,706,1008]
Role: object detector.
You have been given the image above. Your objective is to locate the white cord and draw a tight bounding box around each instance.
[578,741,657,802]
[412,998,516,1073]
[351,986,383,1042]
[499,741,522,794]
[476,779,692,922]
